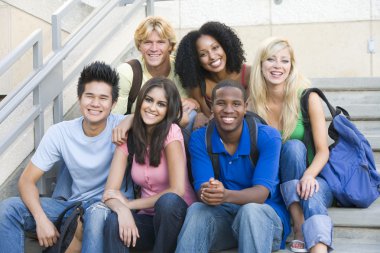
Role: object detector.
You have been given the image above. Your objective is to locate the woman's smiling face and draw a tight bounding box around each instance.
[196,35,227,74]
[261,47,292,87]
[140,87,168,132]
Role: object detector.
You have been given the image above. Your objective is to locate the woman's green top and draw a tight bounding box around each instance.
[287,107,315,165]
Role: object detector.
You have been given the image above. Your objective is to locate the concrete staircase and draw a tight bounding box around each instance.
[4,1,379,252]
[24,80,380,252]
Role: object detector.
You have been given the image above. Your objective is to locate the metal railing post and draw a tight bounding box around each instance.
[51,14,61,51]
[32,38,44,148]
[146,0,154,16]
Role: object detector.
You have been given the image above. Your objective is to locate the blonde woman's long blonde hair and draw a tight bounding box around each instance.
[249,37,310,141]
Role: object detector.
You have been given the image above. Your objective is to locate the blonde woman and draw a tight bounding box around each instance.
[249,37,333,253]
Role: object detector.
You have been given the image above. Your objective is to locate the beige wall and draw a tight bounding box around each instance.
[374,21,380,76]
[0,1,69,95]
[158,0,380,79]
[177,21,380,79]
[234,21,379,78]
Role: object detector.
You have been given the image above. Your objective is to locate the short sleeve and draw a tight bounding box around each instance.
[164,124,184,147]
[31,125,63,172]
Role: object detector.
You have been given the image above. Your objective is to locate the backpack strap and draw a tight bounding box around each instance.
[245,112,259,165]
[200,79,207,97]
[125,59,143,115]
[205,119,220,179]
[205,112,262,180]
[300,87,345,165]
[54,202,83,230]
[43,202,83,253]
[241,64,247,88]
[55,202,84,251]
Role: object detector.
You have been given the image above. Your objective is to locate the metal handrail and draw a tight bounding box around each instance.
[0,29,42,112]
[52,0,81,51]
[0,0,150,158]
[0,29,42,75]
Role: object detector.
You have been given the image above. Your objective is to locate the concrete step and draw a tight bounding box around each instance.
[220,237,380,253]
[312,77,380,91]
[25,199,380,253]
[329,198,380,228]
[26,238,380,253]
[334,227,380,243]
[322,90,380,105]
[348,121,380,136]
[322,104,380,121]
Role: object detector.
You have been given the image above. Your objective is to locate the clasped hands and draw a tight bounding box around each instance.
[200,177,227,206]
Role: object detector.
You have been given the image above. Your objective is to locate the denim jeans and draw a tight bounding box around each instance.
[0,197,110,253]
[175,202,283,253]
[279,140,334,251]
[104,192,188,253]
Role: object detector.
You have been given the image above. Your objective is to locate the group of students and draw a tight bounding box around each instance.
[0,16,334,253]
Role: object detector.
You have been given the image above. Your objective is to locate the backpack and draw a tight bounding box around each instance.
[301,88,380,208]
[205,111,266,179]
[43,202,84,253]
[124,59,143,115]
[125,126,193,196]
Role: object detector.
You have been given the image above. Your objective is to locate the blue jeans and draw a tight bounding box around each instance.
[175,202,283,253]
[104,193,188,253]
[0,197,110,253]
[279,140,334,251]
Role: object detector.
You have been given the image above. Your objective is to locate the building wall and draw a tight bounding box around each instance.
[0,1,70,95]
[155,0,380,78]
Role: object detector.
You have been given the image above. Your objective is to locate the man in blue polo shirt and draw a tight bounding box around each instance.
[175,80,290,253]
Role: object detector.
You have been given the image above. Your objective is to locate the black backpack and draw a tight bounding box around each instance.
[205,111,267,179]
[124,59,143,115]
[125,126,193,196]
[43,202,84,253]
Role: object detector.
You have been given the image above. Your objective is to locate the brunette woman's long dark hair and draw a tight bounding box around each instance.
[132,77,182,166]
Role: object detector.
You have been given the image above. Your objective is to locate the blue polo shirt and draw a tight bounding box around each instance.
[189,120,290,248]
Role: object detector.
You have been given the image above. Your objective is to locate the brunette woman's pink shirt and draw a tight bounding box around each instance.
[118,124,197,215]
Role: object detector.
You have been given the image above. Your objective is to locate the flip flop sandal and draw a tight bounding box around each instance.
[290,240,308,253]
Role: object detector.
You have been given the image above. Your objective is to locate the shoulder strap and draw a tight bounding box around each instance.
[200,79,207,97]
[244,112,259,165]
[300,88,348,165]
[205,112,262,180]
[301,88,336,118]
[125,59,143,115]
[241,64,246,88]
[205,119,220,179]
[300,88,317,166]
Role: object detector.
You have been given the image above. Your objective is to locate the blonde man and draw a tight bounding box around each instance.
[113,16,199,128]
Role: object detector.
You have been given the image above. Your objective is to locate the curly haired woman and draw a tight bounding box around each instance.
[175,21,250,117]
